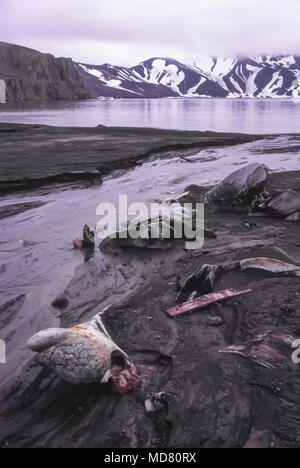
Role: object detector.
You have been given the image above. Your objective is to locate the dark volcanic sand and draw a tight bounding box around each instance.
[0,201,47,220]
[0,123,262,194]
[0,169,300,448]
[0,124,299,448]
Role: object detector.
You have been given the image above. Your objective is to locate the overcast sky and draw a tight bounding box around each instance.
[1,0,300,65]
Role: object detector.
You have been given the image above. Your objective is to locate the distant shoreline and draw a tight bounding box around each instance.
[0,123,262,195]
[0,96,297,106]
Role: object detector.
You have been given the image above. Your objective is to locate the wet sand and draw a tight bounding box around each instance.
[0,125,300,448]
[1,171,300,448]
[0,123,262,194]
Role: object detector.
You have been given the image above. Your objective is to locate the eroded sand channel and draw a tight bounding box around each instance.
[0,135,300,447]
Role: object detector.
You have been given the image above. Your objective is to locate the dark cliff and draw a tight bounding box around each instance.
[0,42,91,101]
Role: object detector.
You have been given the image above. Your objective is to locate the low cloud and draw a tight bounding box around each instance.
[2,0,300,65]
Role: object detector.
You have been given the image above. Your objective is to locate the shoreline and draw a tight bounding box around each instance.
[1,123,300,447]
[0,96,297,103]
[1,166,300,447]
[0,123,264,195]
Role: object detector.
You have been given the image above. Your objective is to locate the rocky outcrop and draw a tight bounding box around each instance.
[0,41,91,101]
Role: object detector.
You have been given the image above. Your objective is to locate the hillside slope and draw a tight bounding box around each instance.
[1,43,299,101]
[78,55,300,99]
[0,42,91,101]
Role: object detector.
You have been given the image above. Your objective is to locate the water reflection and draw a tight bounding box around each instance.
[0,98,299,133]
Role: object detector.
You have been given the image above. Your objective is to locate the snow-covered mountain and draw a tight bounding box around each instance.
[77,55,300,99]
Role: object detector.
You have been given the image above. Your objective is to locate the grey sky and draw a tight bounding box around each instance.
[1,0,300,65]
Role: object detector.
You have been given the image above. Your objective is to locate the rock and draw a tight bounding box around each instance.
[205,164,268,207]
[0,41,91,101]
[51,297,69,309]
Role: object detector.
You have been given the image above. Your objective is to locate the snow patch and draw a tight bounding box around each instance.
[186,78,206,96]
[138,59,185,94]
[257,72,284,98]
[79,64,105,81]
[184,56,237,80]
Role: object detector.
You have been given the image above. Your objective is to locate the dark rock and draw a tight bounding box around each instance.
[0,201,47,220]
[51,297,69,309]
[0,41,91,101]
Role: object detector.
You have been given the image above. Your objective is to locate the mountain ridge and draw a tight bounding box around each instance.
[77,54,300,99]
[0,41,300,101]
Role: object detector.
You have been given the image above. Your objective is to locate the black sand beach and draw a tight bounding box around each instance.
[0,124,300,448]
[0,123,261,194]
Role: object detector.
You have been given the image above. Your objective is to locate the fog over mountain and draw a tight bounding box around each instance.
[1,0,300,101]
[1,39,300,101]
[1,0,300,65]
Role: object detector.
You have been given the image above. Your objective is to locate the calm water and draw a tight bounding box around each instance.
[1,98,300,133]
